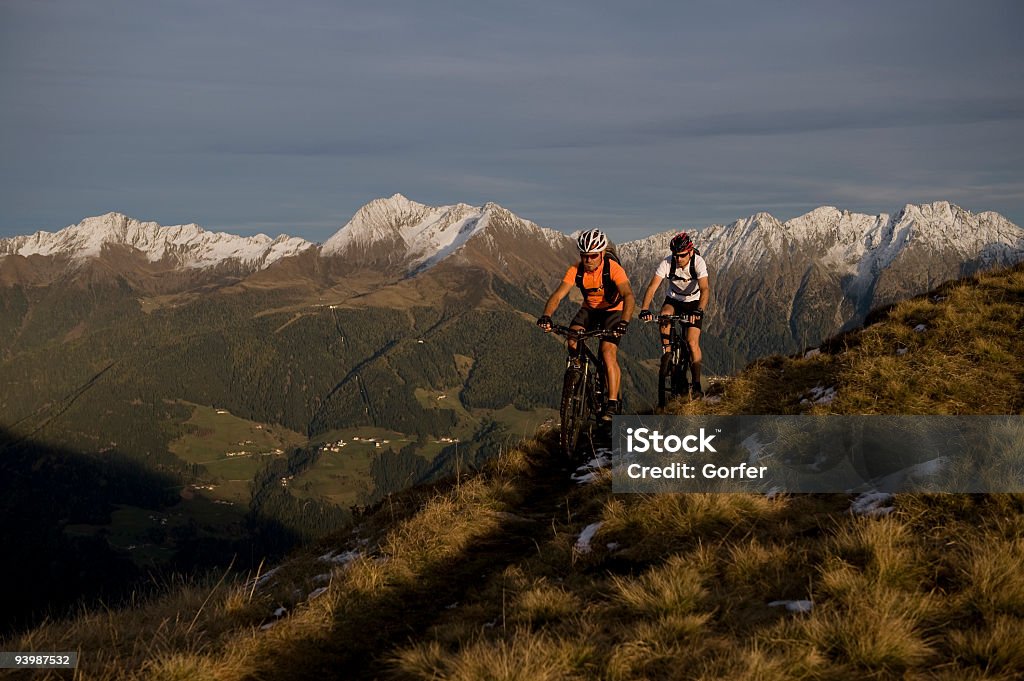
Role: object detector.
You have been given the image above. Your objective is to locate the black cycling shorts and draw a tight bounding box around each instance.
[661,298,703,330]
[570,307,623,345]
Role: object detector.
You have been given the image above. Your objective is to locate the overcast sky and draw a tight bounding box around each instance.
[2,0,1022,242]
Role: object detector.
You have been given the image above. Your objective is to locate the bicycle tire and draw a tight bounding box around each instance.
[578,366,594,432]
[560,367,589,457]
[658,352,675,408]
[592,362,607,415]
[673,347,691,396]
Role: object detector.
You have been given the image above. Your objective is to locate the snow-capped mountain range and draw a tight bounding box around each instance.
[0,212,315,271]
[620,201,1022,293]
[622,199,1015,270]
[2,197,1022,290]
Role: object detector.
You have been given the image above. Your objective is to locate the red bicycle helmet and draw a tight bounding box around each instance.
[670,231,694,254]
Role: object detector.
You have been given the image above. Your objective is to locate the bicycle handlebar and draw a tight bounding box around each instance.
[643,313,701,324]
[550,324,619,341]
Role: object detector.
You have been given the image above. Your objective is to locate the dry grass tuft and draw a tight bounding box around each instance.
[512,579,581,626]
[389,640,450,681]
[599,493,782,562]
[827,516,923,590]
[948,615,1024,673]
[379,477,505,575]
[723,538,798,596]
[631,611,710,645]
[797,585,936,670]
[612,554,708,618]
[139,652,217,681]
[961,536,1024,617]
[490,437,549,478]
[391,633,592,681]
[694,642,826,681]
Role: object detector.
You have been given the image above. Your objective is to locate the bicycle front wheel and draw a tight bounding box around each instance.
[560,368,590,458]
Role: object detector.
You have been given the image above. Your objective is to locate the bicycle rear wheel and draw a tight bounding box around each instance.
[673,348,691,397]
[560,367,591,457]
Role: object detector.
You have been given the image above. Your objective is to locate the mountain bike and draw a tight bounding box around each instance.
[649,313,701,407]
[550,325,617,458]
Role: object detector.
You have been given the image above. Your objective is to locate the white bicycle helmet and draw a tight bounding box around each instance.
[577,229,608,254]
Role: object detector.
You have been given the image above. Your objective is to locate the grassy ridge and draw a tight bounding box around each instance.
[5,264,1023,680]
[683,263,1024,417]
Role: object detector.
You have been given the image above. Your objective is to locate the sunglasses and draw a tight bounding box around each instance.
[674,251,692,258]
[581,253,602,261]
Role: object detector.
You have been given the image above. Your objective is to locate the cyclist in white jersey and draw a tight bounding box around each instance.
[638,231,710,394]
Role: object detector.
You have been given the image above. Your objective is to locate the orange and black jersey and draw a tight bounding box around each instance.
[562,257,630,311]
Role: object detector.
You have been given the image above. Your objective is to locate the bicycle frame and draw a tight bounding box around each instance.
[650,313,699,407]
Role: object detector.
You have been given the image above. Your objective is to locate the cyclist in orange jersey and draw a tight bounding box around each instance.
[537,229,635,421]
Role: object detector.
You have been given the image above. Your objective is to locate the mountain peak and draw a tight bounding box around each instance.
[481,201,511,215]
[797,206,842,221]
[350,194,430,225]
[370,192,421,211]
[88,211,130,224]
[898,200,953,220]
[322,196,455,258]
[320,195,569,271]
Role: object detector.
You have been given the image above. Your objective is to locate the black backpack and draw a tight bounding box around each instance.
[668,247,701,283]
[574,242,623,306]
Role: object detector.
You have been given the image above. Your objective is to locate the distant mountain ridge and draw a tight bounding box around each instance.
[3,198,1021,279]
[622,201,1021,286]
[0,212,315,271]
